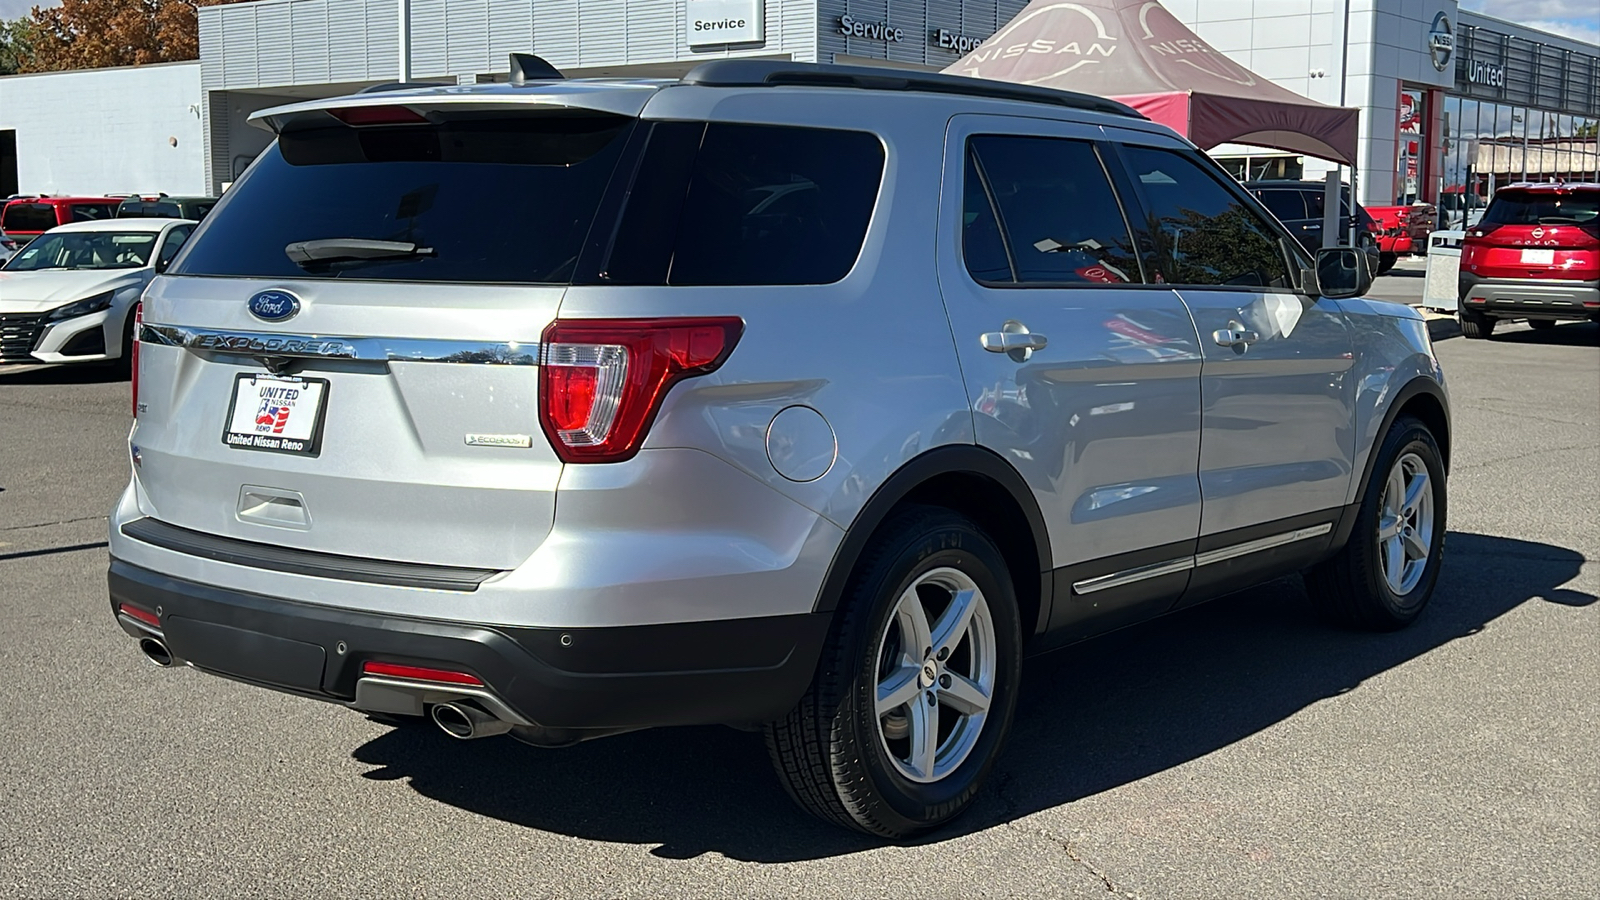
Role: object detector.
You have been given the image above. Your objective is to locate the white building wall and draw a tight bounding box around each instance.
[0,62,205,196]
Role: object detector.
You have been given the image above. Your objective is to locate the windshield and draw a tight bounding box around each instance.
[172,113,634,283]
[1482,191,1600,226]
[2,231,158,271]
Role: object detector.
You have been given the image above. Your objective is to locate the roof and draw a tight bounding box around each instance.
[45,218,193,234]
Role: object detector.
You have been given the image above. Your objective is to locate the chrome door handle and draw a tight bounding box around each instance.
[1211,326,1260,347]
[981,320,1048,361]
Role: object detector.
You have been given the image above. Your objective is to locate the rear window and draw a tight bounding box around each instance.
[596,122,885,286]
[3,203,59,232]
[118,200,183,218]
[70,203,118,222]
[1482,190,1600,227]
[171,114,635,283]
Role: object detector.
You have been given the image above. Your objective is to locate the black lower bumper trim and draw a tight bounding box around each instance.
[109,559,831,729]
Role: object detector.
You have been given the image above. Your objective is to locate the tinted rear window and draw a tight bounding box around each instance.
[70,203,118,222]
[596,122,885,286]
[3,203,59,232]
[172,114,635,283]
[1482,191,1600,227]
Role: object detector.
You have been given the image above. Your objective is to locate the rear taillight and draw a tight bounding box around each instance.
[130,302,142,417]
[538,317,744,463]
[361,661,484,686]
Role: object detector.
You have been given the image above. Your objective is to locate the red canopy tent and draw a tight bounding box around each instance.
[942,0,1360,167]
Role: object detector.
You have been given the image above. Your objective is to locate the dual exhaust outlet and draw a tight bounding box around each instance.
[135,636,512,741]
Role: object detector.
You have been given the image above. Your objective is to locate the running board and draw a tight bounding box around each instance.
[1073,523,1333,595]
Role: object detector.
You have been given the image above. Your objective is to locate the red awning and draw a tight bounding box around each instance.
[943,0,1360,166]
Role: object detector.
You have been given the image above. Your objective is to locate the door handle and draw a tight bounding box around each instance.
[1212,326,1261,347]
[981,320,1048,361]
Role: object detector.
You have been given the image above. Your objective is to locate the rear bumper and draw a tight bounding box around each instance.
[1457,273,1600,319]
[109,558,830,730]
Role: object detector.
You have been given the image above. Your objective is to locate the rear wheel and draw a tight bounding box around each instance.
[1306,415,1446,631]
[1527,318,1556,331]
[1460,309,1495,339]
[765,506,1022,838]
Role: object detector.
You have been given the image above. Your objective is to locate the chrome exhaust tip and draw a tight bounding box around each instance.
[138,637,174,668]
[430,701,512,740]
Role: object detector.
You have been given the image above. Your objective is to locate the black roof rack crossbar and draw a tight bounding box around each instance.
[679,60,1143,119]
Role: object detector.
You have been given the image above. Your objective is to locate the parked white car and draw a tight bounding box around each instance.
[0,218,195,369]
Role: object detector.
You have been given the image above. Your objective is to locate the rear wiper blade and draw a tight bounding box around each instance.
[285,238,435,267]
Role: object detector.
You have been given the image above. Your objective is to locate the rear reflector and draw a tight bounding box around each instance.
[118,603,160,627]
[1584,301,1599,308]
[539,317,744,463]
[1469,297,1486,304]
[361,661,484,686]
[329,105,428,126]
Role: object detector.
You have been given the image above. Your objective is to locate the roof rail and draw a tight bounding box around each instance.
[358,81,451,94]
[679,60,1143,119]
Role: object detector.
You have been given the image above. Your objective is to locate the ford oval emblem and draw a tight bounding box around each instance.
[248,290,301,322]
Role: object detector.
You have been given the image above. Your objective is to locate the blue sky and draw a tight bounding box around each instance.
[0,1,1595,45]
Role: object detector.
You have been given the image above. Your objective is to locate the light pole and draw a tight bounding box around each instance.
[397,0,411,83]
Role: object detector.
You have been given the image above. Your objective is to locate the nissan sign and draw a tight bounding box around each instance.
[1428,12,1454,72]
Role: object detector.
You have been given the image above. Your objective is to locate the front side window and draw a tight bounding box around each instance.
[4,231,158,271]
[158,225,195,266]
[964,135,1142,285]
[1120,146,1292,288]
[1255,189,1306,223]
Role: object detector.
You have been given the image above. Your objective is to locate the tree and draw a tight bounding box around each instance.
[19,0,246,73]
[0,16,38,75]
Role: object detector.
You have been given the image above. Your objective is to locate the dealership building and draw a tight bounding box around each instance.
[1,0,1597,210]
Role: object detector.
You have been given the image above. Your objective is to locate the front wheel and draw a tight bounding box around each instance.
[1305,415,1446,631]
[765,507,1022,837]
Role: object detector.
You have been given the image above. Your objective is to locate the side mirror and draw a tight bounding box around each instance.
[1315,246,1373,299]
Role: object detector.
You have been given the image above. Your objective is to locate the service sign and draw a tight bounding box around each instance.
[686,0,763,47]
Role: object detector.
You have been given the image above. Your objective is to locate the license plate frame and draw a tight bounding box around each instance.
[221,373,330,457]
[1520,248,1555,265]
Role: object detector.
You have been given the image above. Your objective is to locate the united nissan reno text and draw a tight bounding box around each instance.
[110,58,1451,838]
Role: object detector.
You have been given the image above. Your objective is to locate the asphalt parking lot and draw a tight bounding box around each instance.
[1,274,1595,898]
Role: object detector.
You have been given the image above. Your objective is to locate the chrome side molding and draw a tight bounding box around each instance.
[140,323,539,366]
[1072,522,1335,595]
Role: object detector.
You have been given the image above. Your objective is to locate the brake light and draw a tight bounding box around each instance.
[539,317,744,463]
[361,661,484,686]
[118,603,160,627]
[130,302,142,417]
[329,105,429,126]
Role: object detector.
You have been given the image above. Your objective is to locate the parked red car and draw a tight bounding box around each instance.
[0,196,122,248]
[1366,202,1436,267]
[1457,183,1600,339]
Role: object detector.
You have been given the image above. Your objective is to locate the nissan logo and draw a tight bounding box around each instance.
[1428,13,1454,72]
[248,290,302,322]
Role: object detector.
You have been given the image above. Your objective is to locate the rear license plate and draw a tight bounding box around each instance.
[1520,248,1555,264]
[222,373,329,456]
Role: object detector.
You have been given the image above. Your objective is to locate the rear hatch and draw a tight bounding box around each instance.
[131,89,652,570]
[1463,187,1600,281]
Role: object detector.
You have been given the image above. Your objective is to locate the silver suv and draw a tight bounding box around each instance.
[109,60,1450,838]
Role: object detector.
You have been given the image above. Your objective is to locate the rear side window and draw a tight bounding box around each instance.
[1482,191,1600,227]
[1119,147,1292,288]
[964,135,1142,285]
[71,203,118,222]
[3,203,59,232]
[599,122,884,286]
[1255,189,1306,222]
[172,114,635,283]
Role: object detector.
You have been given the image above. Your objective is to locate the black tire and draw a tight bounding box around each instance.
[1527,318,1556,330]
[1377,252,1397,275]
[1305,415,1446,631]
[765,506,1022,838]
[1460,309,1495,340]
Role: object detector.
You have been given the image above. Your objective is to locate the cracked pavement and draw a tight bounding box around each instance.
[1,290,1595,898]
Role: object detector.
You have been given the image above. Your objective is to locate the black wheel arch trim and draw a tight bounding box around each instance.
[811,444,1053,635]
[1333,376,1450,552]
